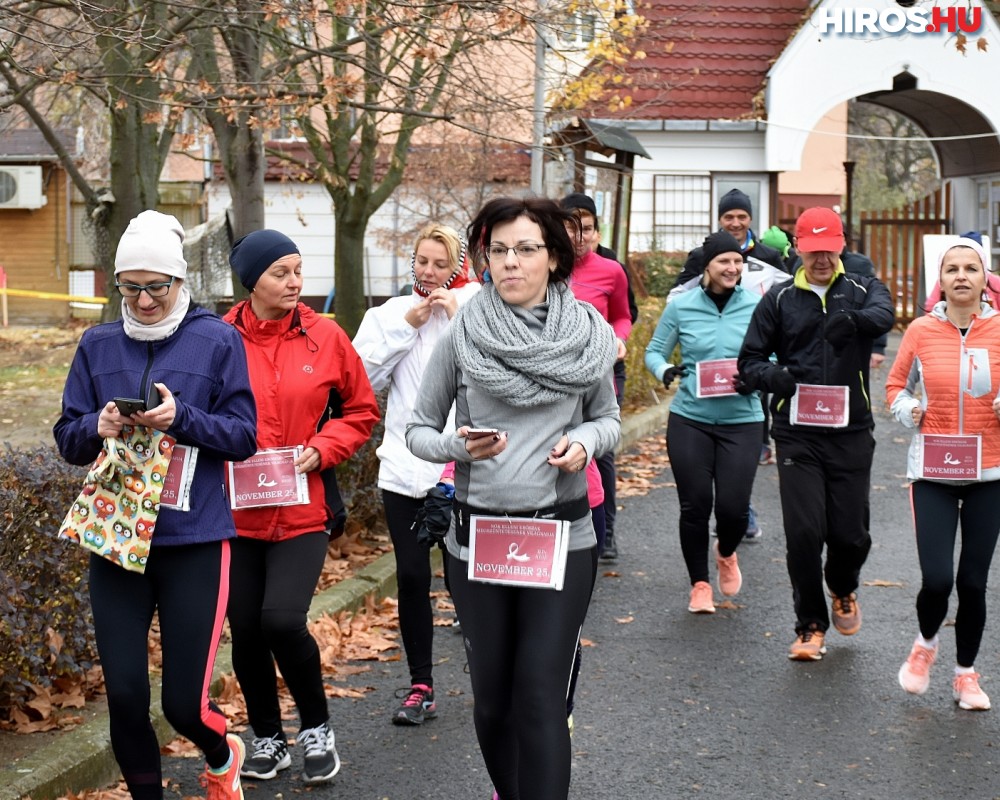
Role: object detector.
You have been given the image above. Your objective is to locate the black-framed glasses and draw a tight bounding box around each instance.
[115,277,176,298]
[487,243,547,263]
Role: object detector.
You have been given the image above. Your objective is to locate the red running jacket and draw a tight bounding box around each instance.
[224,301,379,541]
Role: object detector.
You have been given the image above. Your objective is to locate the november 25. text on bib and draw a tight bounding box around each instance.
[228,446,310,510]
[919,434,982,481]
[467,515,570,590]
[790,384,850,428]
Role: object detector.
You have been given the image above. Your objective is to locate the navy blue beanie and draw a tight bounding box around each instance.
[718,188,753,218]
[229,229,300,290]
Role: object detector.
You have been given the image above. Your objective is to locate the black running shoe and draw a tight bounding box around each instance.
[240,733,290,780]
[297,722,340,784]
[392,684,437,725]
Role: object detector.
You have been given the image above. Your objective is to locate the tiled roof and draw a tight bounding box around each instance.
[599,1,811,120]
[0,128,77,159]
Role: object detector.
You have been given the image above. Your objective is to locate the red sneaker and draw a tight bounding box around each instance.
[203,734,245,800]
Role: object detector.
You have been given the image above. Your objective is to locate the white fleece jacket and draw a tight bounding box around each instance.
[353,283,481,498]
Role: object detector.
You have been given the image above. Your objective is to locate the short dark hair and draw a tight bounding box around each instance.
[467,196,578,284]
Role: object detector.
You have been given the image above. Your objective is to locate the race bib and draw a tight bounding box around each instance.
[919,434,981,480]
[228,447,310,509]
[790,384,849,428]
[695,358,738,398]
[467,515,570,590]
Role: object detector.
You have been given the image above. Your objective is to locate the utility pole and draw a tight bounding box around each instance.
[530,20,546,195]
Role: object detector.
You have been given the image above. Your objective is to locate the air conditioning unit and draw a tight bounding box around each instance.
[0,166,47,210]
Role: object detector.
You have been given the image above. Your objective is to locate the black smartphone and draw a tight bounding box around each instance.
[114,384,162,416]
[114,397,146,416]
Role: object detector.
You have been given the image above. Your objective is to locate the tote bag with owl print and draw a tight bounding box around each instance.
[58,425,176,573]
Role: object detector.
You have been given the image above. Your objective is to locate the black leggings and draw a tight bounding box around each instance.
[383,490,438,687]
[228,532,330,738]
[90,542,232,800]
[666,413,762,584]
[448,547,597,800]
[911,479,1000,667]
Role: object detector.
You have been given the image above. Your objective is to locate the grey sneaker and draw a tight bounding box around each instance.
[297,722,341,784]
[241,733,290,780]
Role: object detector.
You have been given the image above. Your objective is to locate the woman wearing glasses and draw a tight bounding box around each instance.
[54,210,258,800]
[406,197,620,800]
[353,223,479,726]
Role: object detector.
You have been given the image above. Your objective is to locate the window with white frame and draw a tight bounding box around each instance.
[652,174,712,252]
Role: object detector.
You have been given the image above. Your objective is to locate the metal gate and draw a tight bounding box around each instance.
[859,185,951,324]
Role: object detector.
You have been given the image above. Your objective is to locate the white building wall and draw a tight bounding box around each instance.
[624,126,769,252]
[206,180,414,302]
[766,0,1000,174]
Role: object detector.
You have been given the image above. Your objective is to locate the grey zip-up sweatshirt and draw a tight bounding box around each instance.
[406,303,621,560]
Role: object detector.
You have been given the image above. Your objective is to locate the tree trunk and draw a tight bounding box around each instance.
[333,210,368,338]
[100,98,165,321]
[209,119,265,304]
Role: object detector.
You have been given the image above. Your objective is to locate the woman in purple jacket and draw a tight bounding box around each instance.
[54,211,257,800]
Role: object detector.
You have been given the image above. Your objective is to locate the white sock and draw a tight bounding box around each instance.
[955,665,976,676]
[916,633,938,649]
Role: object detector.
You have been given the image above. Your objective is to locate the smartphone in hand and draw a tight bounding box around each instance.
[114,397,146,416]
[466,428,499,440]
[114,383,162,416]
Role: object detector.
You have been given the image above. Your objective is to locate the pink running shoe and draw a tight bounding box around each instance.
[688,581,715,614]
[953,672,991,711]
[715,542,742,597]
[898,640,937,695]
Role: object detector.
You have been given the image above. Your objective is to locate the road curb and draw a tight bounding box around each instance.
[1,400,671,800]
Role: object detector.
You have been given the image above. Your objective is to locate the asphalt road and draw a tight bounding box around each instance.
[162,351,1000,799]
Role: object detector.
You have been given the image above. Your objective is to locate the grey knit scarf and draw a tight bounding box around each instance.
[451,281,617,408]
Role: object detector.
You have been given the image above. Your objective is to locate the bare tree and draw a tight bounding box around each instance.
[848,100,938,213]
[1,0,206,320]
[1,0,645,330]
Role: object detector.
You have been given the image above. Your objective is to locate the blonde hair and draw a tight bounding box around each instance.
[414,223,463,275]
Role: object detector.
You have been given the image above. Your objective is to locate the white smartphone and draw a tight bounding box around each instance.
[466,428,499,440]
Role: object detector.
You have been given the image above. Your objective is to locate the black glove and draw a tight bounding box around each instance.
[662,365,686,389]
[769,367,797,399]
[824,311,857,352]
[414,483,454,548]
[731,372,755,396]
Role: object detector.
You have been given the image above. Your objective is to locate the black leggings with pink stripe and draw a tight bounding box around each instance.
[89,541,232,800]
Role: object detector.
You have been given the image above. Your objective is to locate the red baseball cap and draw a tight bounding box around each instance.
[795,207,845,253]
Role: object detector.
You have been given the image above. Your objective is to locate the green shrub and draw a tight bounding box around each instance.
[335,390,387,537]
[629,251,685,299]
[623,297,667,409]
[0,419,387,722]
[0,445,95,719]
